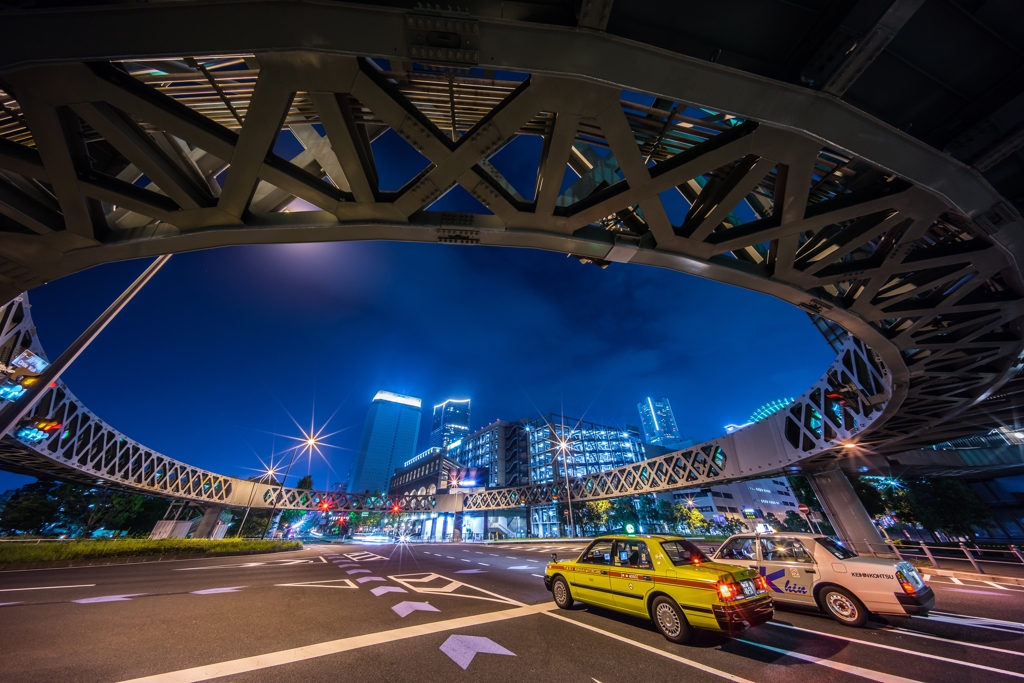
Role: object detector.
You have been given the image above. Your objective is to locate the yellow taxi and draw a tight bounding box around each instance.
[544,534,773,643]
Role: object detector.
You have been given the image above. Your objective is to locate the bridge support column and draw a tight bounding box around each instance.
[453,510,464,542]
[806,467,885,555]
[193,505,227,539]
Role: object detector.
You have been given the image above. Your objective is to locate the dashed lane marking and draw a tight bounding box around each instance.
[767,622,1024,679]
[0,584,95,592]
[118,603,554,682]
[882,626,1024,658]
[276,579,356,589]
[543,611,752,683]
[532,574,544,578]
[478,563,489,566]
[73,594,144,604]
[191,587,245,595]
[984,581,1010,590]
[950,577,964,585]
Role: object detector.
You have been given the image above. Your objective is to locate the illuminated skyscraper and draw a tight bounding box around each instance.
[430,398,471,449]
[638,397,681,446]
[349,391,422,494]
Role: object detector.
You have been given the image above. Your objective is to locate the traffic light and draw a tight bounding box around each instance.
[391,504,401,513]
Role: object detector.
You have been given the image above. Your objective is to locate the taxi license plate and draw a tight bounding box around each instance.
[740,580,756,597]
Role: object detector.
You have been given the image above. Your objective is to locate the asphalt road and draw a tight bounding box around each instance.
[2,541,1023,682]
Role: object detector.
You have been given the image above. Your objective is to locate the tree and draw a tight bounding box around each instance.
[851,476,887,517]
[580,500,610,535]
[886,478,994,537]
[0,480,59,535]
[784,510,810,532]
[656,500,676,532]
[722,517,746,535]
[608,497,639,531]
[682,507,707,534]
[296,475,314,490]
[637,495,660,531]
[764,512,787,531]
[787,476,823,512]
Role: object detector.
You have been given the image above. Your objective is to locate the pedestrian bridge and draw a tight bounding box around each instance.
[0,2,1022,519]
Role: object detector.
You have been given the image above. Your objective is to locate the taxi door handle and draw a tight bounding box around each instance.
[805,569,816,574]
[600,571,608,575]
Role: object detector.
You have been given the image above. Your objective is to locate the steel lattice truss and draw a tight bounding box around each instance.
[0,297,435,511]
[0,29,1020,507]
[465,337,888,510]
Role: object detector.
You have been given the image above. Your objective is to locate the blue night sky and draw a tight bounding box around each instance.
[0,239,832,493]
[0,99,836,493]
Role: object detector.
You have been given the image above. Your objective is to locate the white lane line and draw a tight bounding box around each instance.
[984,581,1010,590]
[118,603,555,682]
[734,638,921,683]
[527,559,539,563]
[489,554,498,557]
[0,584,95,592]
[543,612,752,683]
[882,626,1024,658]
[319,557,327,564]
[767,622,1024,679]
[928,610,1024,630]
[950,577,964,585]
[461,559,471,563]
[923,574,931,581]
[532,574,544,578]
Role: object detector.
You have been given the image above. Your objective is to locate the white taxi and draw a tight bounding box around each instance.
[712,532,933,627]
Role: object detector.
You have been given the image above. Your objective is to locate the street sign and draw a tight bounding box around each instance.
[798,503,810,514]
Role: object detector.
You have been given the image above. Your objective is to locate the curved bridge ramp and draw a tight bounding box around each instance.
[0,295,887,511]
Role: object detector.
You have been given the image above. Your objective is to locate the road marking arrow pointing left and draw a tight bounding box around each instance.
[391,601,440,618]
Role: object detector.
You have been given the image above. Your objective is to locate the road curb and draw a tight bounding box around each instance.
[926,567,1024,587]
[0,545,304,571]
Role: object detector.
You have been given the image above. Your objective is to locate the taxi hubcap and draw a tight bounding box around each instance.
[827,592,857,620]
[554,582,567,604]
[656,603,681,637]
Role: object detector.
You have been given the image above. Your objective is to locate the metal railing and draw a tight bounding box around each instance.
[861,540,1024,574]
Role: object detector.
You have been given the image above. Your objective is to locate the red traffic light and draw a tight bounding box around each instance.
[391,505,400,513]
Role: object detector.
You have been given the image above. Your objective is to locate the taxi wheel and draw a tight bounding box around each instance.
[651,596,693,644]
[551,576,573,609]
[820,587,868,627]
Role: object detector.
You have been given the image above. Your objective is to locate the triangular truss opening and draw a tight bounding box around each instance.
[426,183,493,214]
[485,133,544,201]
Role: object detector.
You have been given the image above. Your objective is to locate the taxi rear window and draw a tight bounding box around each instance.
[660,540,708,566]
[816,537,857,559]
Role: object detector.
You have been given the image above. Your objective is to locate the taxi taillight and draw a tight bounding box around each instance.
[754,575,768,592]
[895,569,916,595]
[718,581,740,601]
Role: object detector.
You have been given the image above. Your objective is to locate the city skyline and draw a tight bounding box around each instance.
[0,240,833,493]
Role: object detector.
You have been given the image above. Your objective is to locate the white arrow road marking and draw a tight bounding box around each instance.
[391,601,440,618]
[276,579,356,589]
[0,584,95,592]
[347,569,371,575]
[507,566,533,570]
[117,603,553,682]
[73,594,145,604]
[356,576,386,584]
[389,573,520,605]
[191,587,245,595]
[371,586,408,597]
[439,635,515,670]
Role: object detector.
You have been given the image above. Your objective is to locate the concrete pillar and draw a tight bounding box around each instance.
[806,468,885,555]
[193,505,226,539]
[440,513,449,541]
[453,510,464,542]
[525,506,532,538]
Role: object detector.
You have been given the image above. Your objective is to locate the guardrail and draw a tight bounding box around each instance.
[862,540,1024,574]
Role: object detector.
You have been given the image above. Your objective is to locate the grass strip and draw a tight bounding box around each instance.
[0,538,301,564]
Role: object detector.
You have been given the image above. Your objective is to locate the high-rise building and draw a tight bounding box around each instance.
[449,419,528,488]
[430,398,471,449]
[638,397,681,446]
[348,391,422,494]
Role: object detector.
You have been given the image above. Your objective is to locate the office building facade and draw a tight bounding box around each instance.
[348,391,422,494]
[657,477,802,530]
[430,398,471,449]
[637,397,682,447]
[449,419,529,488]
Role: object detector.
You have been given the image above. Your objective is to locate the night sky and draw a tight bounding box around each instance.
[0,103,836,493]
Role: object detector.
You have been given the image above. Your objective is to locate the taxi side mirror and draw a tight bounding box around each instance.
[551,553,558,562]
